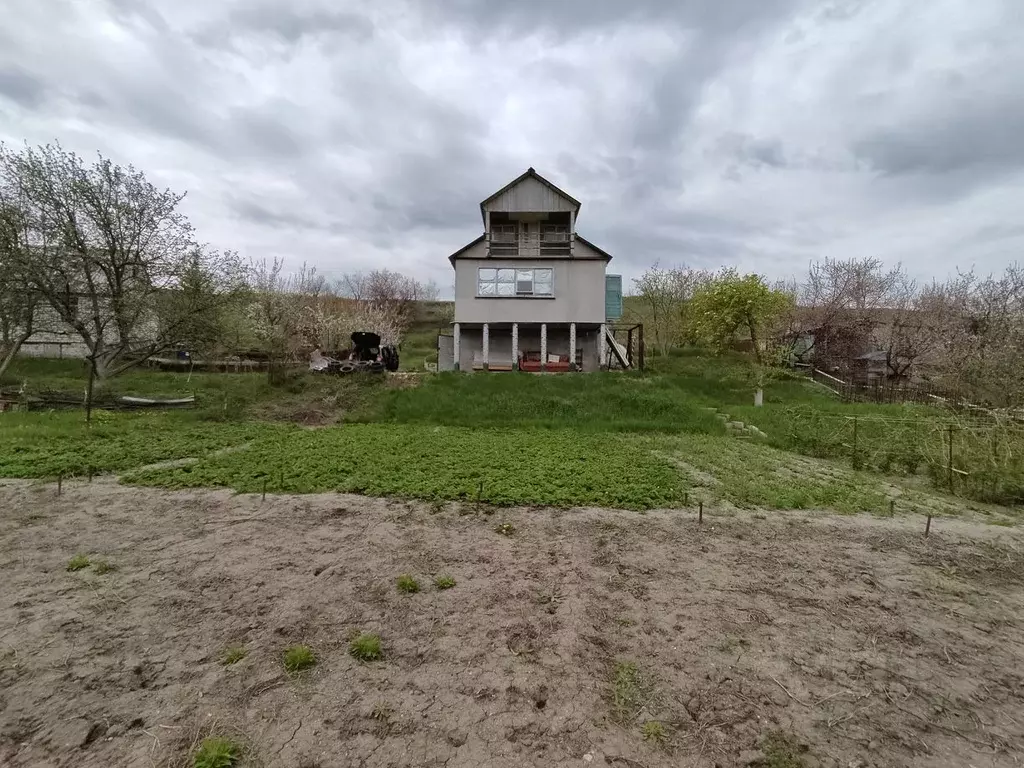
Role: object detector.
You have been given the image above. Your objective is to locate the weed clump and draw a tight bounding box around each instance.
[282,644,316,673]
[396,574,420,593]
[193,737,240,768]
[433,574,456,589]
[611,660,654,725]
[91,559,114,574]
[66,554,90,571]
[349,632,382,661]
[761,730,808,768]
[641,720,667,745]
[495,522,516,536]
[221,645,248,666]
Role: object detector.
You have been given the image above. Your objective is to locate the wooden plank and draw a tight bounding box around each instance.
[605,327,629,368]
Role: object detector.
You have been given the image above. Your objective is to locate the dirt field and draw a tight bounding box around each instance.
[1,480,1022,768]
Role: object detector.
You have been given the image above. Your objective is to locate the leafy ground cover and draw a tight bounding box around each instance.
[0,411,275,478]
[125,424,688,509]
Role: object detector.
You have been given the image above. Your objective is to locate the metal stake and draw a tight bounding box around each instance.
[946,425,954,491]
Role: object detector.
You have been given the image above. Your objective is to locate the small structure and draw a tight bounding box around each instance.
[440,168,640,372]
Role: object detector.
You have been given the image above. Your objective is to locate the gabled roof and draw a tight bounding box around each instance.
[574,234,612,262]
[479,167,581,223]
[447,232,612,266]
[448,234,485,267]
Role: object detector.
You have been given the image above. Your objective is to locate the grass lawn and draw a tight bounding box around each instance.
[2,349,1021,513]
[363,371,726,433]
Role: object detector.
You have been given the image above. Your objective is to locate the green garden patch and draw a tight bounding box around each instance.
[126,424,688,510]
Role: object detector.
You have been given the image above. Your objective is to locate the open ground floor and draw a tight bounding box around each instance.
[438,322,608,372]
[2,480,1022,768]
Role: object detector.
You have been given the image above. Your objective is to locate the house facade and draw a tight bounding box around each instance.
[441,168,619,372]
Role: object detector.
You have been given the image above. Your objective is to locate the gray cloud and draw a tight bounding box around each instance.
[431,0,801,37]
[854,97,1024,179]
[234,6,373,43]
[194,4,375,48]
[228,198,321,231]
[0,66,48,108]
[0,0,1021,290]
[227,104,307,160]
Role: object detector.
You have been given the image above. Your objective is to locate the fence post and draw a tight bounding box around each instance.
[947,425,954,491]
[852,416,860,470]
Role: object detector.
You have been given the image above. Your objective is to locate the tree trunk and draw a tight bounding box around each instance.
[85,356,97,425]
[748,320,762,365]
[0,333,31,382]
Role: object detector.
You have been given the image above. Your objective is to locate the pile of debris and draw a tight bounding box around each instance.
[309,332,399,375]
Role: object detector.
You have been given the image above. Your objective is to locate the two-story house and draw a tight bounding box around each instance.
[441,168,620,372]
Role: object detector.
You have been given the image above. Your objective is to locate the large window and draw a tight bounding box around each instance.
[477,268,553,297]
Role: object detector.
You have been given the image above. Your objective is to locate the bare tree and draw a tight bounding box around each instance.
[0,202,39,380]
[419,279,441,303]
[918,265,1024,405]
[0,142,244,382]
[799,257,908,374]
[338,269,436,335]
[247,258,324,382]
[630,262,710,355]
[875,272,926,380]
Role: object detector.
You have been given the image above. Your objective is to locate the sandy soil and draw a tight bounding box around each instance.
[1,480,1022,768]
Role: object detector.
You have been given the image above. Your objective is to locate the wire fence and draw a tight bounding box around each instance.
[757,406,1024,505]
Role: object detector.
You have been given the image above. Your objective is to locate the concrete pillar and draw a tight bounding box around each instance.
[540,323,547,372]
[482,323,489,371]
[512,323,519,371]
[453,323,461,371]
[569,322,577,372]
[599,323,608,369]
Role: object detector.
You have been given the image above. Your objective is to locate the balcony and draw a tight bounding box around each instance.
[488,227,572,258]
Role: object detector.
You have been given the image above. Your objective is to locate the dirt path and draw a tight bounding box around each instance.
[1,480,1022,767]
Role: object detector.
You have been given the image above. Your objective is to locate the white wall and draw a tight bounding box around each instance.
[13,302,160,360]
[453,255,607,324]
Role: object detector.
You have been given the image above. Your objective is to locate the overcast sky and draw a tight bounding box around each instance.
[1,0,1021,294]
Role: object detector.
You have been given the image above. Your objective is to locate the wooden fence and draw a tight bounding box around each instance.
[804,367,964,407]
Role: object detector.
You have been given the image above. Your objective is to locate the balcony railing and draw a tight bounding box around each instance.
[488,230,572,257]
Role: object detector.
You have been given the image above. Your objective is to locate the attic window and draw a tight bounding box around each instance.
[478,267,552,297]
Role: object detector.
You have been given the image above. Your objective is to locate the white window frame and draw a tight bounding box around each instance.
[477,267,553,297]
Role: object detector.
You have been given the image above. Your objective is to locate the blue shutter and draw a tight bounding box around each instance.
[605,274,622,321]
